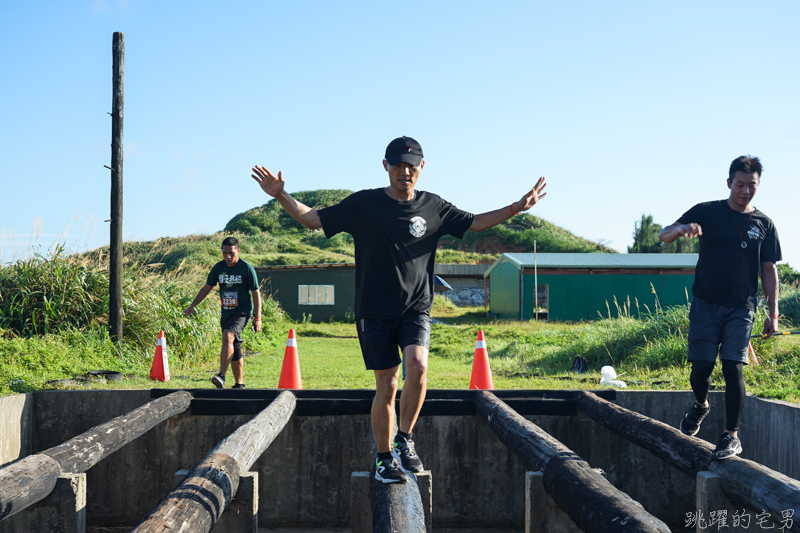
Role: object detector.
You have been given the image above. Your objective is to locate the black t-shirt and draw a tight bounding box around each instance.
[678,200,781,310]
[206,259,259,319]
[318,188,474,319]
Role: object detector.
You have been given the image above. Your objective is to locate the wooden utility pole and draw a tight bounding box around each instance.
[109,32,124,345]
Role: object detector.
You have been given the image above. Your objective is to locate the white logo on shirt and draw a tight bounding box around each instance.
[747,225,761,241]
[219,274,243,286]
[409,216,427,237]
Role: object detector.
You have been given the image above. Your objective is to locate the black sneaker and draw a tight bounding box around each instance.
[392,435,424,473]
[679,401,710,436]
[232,383,246,389]
[375,457,408,484]
[211,373,225,389]
[713,432,742,460]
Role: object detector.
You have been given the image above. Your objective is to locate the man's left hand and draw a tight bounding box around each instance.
[252,318,262,333]
[512,177,547,214]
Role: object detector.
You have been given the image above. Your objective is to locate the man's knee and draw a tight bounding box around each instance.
[374,370,399,397]
[405,356,428,378]
[222,330,236,345]
[231,340,243,362]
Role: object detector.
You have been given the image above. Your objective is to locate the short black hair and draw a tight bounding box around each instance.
[221,236,240,249]
[729,155,763,181]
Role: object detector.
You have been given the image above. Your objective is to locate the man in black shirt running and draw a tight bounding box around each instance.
[660,155,781,460]
[252,136,547,483]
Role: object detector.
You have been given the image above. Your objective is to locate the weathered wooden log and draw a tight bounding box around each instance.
[211,390,297,471]
[369,418,426,533]
[575,390,800,532]
[133,453,239,533]
[475,391,670,533]
[0,390,191,522]
[43,390,193,473]
[132,390,296,533]
[0,454,61,521]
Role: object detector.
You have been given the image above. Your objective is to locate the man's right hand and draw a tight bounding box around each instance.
[184,306,194,319]
[251,165,284,198]
[660,221,703,243]
[677,223,703,238]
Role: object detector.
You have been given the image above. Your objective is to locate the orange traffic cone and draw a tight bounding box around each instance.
[149,331,170,382]
[748,342,759,366]
[469,330,494,390]
[278,329,303,389]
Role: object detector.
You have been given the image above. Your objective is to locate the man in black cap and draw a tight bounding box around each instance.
[252,137,547,483]
[659,155,781,460]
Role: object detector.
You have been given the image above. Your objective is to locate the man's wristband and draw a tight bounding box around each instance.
[254,318,262,322]
[769,314,779,319]
[510,204,516,215]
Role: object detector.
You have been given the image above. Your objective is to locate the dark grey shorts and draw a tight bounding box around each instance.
[687,297,754,364]
[357,312,431,371]
[221,313,251,343]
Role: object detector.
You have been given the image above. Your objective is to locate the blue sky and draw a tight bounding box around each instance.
[2,1,799,267]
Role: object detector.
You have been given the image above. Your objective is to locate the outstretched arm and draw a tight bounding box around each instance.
[659,221,702,243]
[251,165,322,230]
[761,262,779,338]
[469,177,547,232]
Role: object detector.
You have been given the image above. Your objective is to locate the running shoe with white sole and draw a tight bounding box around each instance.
[375,457,408,484]
[392,435,424,473]
[211,373,225,389]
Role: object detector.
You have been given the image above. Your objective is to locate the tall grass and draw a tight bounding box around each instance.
[0,247,285,361]
[0,246,108,335]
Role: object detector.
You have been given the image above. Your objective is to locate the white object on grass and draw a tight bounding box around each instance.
[599,365,627,388]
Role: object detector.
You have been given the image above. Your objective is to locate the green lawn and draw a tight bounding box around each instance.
[3,299,798,404]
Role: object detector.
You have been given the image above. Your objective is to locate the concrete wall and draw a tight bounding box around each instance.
[1,389,797,530]
[0,393,32,469]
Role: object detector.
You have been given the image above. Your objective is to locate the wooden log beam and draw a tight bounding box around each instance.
[132,390,296,533]
[43,390,193,473]
[0,454,60,521]
[368,418,426,533]
[574,390,713,477]
[575,390,800,532]
[0,390,191,522]
[475,391,670,533]
[131,453,239,533]
[211,389,297,471]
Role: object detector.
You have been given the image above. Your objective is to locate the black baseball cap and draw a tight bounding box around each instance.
[385,136,424,167]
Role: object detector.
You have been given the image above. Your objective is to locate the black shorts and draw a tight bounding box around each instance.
[357,312,431,371]
[221,313,251,343]
[687,297,754,364]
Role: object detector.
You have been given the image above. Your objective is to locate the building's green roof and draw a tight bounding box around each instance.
[485,253,698,277]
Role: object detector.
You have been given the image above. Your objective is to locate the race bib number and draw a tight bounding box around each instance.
[221,291,239,310]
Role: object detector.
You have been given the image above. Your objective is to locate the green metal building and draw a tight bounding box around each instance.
[256,264,356,322]
[484,253,698,321]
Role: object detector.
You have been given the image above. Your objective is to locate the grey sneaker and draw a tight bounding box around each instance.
[375,457,408,484]
[392,435,424,473]
[680,401,710,436]
[712,433,742,460]
[211,373,225,389]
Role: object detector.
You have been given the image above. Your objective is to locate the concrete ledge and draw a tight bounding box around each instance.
[0,389,795,530]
